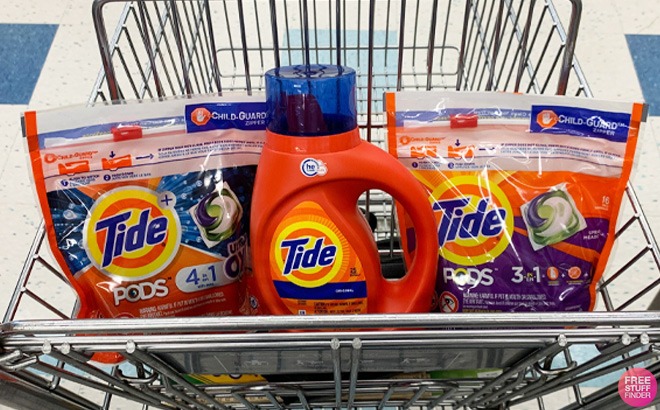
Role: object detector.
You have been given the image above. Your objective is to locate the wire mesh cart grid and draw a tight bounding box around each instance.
[1,0,660,409]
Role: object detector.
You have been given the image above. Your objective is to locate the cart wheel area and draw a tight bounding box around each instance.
[1,1,660,409]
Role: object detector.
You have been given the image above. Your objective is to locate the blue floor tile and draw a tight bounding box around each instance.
[0,24,58,105]
[626,34,660,116]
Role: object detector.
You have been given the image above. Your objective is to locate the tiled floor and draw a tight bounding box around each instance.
[0,1,659,409]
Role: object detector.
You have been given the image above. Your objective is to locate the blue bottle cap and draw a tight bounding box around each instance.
[265,64,357,136]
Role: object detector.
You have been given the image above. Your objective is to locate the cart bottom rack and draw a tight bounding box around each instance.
[1,312,660,409]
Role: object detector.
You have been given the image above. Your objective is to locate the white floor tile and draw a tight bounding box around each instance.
[29,23,102,109]
[60,0,94,26]
[0,136,38,205]
[574,32,643,101]
[0,136,40,319]
[578,0,625,36]
[0,105,25,175]
[613,0,660,35]
[648,116,660,152]
[0,0,70,25]
[0,204,40,317]
[0,105,26,132]
[631,119,660,214]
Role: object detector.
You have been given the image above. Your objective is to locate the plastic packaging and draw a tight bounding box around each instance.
[386,91,646,312]
[250,65,438,315]
[24,95,266,326]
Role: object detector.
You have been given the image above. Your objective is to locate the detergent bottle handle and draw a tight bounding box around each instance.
[350,142,439,313]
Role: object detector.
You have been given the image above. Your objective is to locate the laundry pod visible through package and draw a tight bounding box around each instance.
[24,95,266,333]
[386,91,646,312]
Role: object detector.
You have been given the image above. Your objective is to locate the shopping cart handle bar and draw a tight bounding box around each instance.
[2,311,660,335]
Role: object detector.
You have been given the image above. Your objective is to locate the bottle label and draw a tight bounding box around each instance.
[270,201,367,315]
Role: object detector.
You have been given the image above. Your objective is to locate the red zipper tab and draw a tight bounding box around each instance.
[111,125,143,141]
[450,114,478,129]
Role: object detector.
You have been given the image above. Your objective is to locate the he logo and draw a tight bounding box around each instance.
[537,109,559,128]
[300,158,327,177]
[191,107,212,126]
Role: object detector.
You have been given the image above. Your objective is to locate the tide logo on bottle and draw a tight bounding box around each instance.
[271,203,346,289]
[430,175,514,265]
[83,187,181,280]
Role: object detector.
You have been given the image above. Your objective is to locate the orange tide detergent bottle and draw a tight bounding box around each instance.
[250,64,438,315]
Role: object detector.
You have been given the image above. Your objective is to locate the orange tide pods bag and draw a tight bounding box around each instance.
[387,91,645,312]
[24,95,266,326]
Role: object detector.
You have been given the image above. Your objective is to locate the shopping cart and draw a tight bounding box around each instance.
[1,0,659,409]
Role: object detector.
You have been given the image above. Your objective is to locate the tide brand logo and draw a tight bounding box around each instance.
[431,175,514,265]
[83,187,181,280]
[273,220,344,288]
[281,237,337,275]
[190,107,212,126]
[537,109,559,128]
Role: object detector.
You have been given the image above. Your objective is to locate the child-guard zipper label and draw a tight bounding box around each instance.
[530,105,631,142]
[186,102,268,133]
[269,201,367,315]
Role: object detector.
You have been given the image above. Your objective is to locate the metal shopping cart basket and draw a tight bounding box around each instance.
[2,0,660,409]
